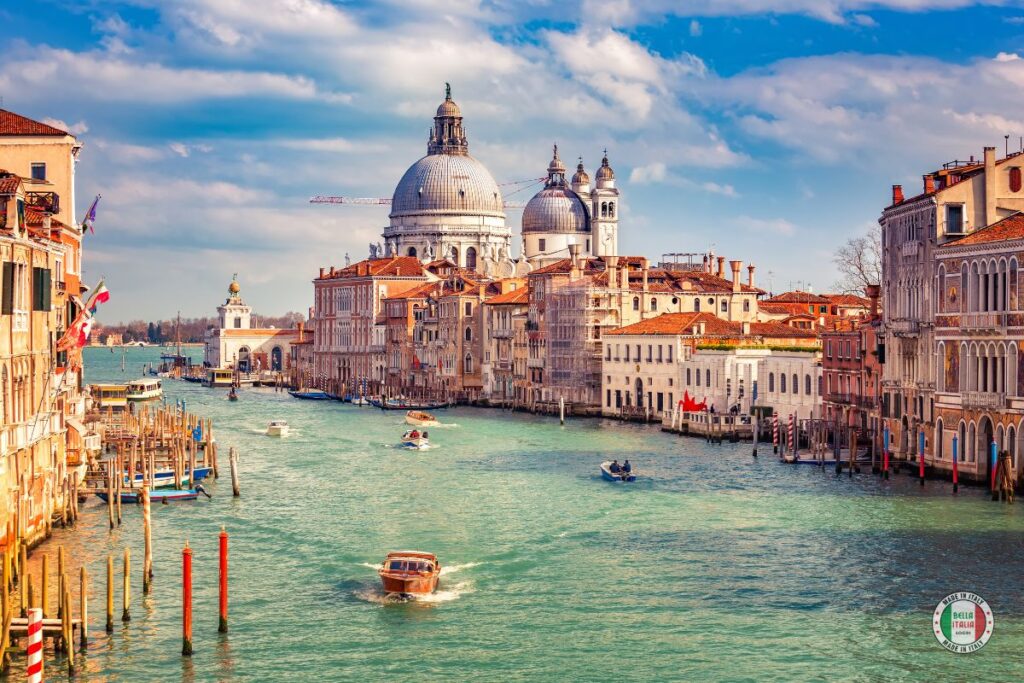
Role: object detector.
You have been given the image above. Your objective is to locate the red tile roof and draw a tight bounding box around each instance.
[0,175,22,195]
[941,212,1024,247]
[757,302,792,315]
[384,282,440,300]
[765,290,830,304]
[823,293,871,307]
[324,256,427,279]
[0,110,72,137]
[486,287,529,305]
[607,312,736,336]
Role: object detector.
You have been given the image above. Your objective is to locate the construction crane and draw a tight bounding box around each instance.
[309,176,543,210]
[309,195,528,209]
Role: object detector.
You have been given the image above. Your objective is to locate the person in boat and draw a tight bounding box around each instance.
[422,431,428,439]
[609,460,622,473]
[622,460,632,474]
[409,430,420,439]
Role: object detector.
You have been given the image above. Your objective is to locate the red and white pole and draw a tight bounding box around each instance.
[773,414,779,454]
[26,607,42,683]
[182,542,193,657]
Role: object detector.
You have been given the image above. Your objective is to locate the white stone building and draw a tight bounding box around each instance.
[204,276,300,372]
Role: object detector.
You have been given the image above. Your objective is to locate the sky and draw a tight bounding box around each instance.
[3,0,1024,322]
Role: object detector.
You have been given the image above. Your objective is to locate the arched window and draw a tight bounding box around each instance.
[957,421,967,462]
[935,419,944,460]
[450,247,459,265]
[805,374,811,395]
[968,422,977,462]
[696,368,701,386]
[743,300,750,312]
[632,297,640,311]
[694,298,700,312]
[650,298,657,311]
[608,202,616,217]
[407,246,417,257]
[791,373,798,394]
[465,327,472,342]
[464,354,473,373]
[466,247,477,269]
[720,300,728,313]
[686,368,691,385]
[705,369,711,386]
[781,373,787,393]
[769,373,775,393]
[601,202,608,218]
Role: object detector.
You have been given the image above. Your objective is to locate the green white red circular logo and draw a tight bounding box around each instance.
[933,592,994,653]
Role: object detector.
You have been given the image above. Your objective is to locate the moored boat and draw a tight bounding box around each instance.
[401,429,430,450]
[600,461,636,482]
[379,398,449,411]
[378,551,441,597]
[289,389,331,400]
[405,410,439,427]
[122,467,212,489]
[266,420,290,437]
[96,487,208,504]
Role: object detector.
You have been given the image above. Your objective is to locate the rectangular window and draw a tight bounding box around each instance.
[946,204,964,234]
[826,340,832,358]
[1,262,13,314]
[31,163,46,181]
[539,238,546,252]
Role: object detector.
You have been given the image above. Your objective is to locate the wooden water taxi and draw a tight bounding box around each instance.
[266,420,290,437]
[600,461,636,482]
[126,377,163,401]
[378,551,441,597]
[401,429,430,450]
[405,410,439,427]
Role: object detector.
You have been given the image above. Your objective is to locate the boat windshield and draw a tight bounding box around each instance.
[389,560,406,570]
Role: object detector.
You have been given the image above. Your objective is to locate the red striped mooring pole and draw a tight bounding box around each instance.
[26,607,42,683]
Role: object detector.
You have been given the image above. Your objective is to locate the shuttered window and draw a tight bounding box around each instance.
[32,267,52,311]
[1,262,13,314]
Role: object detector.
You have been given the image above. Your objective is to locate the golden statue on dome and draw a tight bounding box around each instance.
[228,273,241,295]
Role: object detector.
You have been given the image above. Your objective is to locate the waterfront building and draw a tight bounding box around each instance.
[383,281,441,397]
[383,86,513,274]
[820,286,883,438]
[481,280,529,406]
[881,145,1024,467]
[312,256,431,396]
[601,312,820,420]
[932,212,1024,480]
[522,147,619,266]
[0,165,83,547]
[203,275,301,373]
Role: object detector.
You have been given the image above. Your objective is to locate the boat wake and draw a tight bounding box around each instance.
[440,561,480,576]
[353,581,473,605]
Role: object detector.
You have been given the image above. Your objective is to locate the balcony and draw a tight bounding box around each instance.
[826,393,853,405]
[900,240,921,257]
[960,312,1005,332]
[492,329,514,339]
[890,319,920,336]
[25,191,60,216]
[962,391,1005,410]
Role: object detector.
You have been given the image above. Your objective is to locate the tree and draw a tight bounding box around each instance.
[833,223,881,295]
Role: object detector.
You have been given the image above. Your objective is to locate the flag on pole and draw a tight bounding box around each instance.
[85,279,110,313]
[81,194,101,234]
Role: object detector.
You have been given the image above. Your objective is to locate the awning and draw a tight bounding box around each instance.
[65,418,90,436]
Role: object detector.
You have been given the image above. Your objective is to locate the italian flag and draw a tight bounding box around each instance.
[939,599,987,645]
[87,280,110,313]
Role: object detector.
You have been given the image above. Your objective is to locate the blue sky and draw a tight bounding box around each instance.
[2,0,1024,321]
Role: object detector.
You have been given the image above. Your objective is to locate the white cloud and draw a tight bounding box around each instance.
[735,215,797,236]
[995,52,1021,62]
[169,142,190,158]
[630,162,667,183]
[850,13,878,26]
[41,117,89,135]
[689,19,703,36]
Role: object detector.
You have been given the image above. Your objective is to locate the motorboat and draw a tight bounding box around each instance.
[89,384,128,410]
[96,486,210,504]
[378,398,449,411]
[378,551,441,598]
[126,378,162,401]
[405,410,439,427]
[266,420,290,437]
[401,429,430,450]
[600,461,636,482]
[122,467,213,489]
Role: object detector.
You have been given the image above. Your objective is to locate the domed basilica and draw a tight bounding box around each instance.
[380,86,619,274]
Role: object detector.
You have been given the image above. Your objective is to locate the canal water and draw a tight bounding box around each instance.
[23,347,1024,680]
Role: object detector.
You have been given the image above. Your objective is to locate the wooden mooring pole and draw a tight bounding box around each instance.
[123,548,131,622]
[143,488,153,594]
[230,448,240,497]
[219,527,228,633]
[182,542,193,656]
[105,556,114,633]
[80,566,88,649]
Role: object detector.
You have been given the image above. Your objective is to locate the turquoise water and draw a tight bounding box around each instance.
[19,347,1024,680]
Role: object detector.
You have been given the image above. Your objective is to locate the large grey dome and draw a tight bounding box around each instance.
[390,154,505,219]
[522,186,590,235]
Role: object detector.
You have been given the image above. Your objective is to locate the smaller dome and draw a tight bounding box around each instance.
[572,158,590,185]
[522,187,590,235]
[596,151,614,181]
[436,82,461,118]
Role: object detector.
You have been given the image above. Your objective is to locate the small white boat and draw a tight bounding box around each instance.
[127,378,163,401]
[266,420,290,437]
[405,410,439,427]
[401,429,429,450]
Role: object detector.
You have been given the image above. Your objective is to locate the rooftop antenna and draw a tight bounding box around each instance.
[1006,134,1010,157]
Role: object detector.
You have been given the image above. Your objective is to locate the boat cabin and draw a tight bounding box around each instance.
[127,378,162,401]
[90,384,128,410]
[204,368,235,387]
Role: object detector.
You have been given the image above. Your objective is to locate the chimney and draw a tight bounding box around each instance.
[606,256,618,291]
[923,175,935,194]
[747,264,755,288]
[698,321,706,335]
[730,260,742,293]
[891,184,904,205]
[569,244,581,279]
[716,256,725,278]
[866,284,880,320]
[621,262,629,290]
[319,267,326,278]
[641,258,649,292]
[297,321,305,342]
[985,145,997,227]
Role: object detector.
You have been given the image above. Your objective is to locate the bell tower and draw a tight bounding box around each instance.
[591,150,619,257]
[217,274,252,330]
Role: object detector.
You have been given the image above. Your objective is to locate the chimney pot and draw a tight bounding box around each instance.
[923,175,935,194]
[892,184,904,205]
[730,260,742,293]
[716,256,726,278]
[747,264,756,288]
